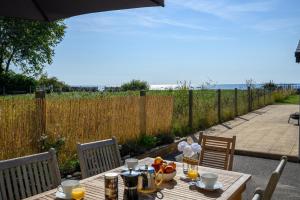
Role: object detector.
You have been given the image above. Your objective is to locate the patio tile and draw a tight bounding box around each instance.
[195,105,299,159]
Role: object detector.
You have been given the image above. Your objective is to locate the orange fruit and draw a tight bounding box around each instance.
[168,162,176,169]
[151,163,161,172]
[154,156,164,165]
[164,165,175,174]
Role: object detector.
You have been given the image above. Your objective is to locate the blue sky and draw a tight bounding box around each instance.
[47,0,300,86]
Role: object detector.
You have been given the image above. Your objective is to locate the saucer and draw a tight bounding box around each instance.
[195,180,223,191]
[55,191,72,200]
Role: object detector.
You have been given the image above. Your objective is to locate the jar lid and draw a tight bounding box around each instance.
[139,165,155,174]
[104,172,118,179]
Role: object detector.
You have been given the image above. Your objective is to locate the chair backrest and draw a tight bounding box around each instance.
[198,132,236,171]
[260,156,288,200]
[77,137,122,179]
[0,148,61,200]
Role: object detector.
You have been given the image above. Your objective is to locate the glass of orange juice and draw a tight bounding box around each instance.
[187,165,198,181]
[71,186,85,200]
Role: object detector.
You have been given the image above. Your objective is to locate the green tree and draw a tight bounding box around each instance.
[263,81,277,91]
[0,17,66,75]
[0,71,37,93]
[38,74,69,90]
[121,80,149,91]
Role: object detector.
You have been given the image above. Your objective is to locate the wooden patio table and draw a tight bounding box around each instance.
[25,157,251,200]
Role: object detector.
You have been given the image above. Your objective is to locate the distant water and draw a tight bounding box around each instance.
[149,83,300,90]
[211,83,300,90]
[209,84,263,90]
[97,83,300,91]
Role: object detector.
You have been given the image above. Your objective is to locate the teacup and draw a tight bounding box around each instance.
[201,173,218,188]
[58,180,80,198]
[125,158,138,169]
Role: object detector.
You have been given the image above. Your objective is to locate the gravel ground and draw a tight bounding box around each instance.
[165,153,300,200]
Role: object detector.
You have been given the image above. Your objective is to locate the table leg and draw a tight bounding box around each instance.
[232,193,242,200]
[231,184,246,200]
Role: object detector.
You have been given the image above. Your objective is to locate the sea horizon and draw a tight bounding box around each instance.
[80,83,300,91]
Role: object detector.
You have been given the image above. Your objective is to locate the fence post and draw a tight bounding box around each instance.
[257,89,260,108]
[217,89,221,123]
[234,88,238,117]
[188,90,193,129]
[247,87,251,112]
[139,90,147,136]
[263,88,266,106]
[2,86,5,95]
[35,91,46,136]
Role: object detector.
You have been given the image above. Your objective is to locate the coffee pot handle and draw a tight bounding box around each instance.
[155,169,164,186]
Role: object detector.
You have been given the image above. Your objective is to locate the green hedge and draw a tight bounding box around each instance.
[0,72,37,94]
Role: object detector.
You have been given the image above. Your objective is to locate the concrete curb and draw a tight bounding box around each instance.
[235,149,299,163]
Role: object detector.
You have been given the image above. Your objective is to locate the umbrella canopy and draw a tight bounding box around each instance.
[296,40,300,63]
[0,0,164,22]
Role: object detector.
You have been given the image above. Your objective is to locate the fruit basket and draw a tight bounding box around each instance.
[156,171,176,182]
[152,157,177,182]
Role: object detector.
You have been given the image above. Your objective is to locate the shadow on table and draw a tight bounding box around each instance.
[160,179,177,189]
[139,180,178,199]
[189,185,223,198]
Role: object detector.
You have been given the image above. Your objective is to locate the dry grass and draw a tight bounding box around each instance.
[0,97,41,160]
[0,95,174,163]
[146,96,173,135]
[46,96,141,162]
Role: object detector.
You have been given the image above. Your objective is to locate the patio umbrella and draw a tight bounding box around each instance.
[0,0,164,22]
[296,40,300,63]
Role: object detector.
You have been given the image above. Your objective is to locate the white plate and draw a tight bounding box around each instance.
[55,191,72,200]
[195,180,223,191]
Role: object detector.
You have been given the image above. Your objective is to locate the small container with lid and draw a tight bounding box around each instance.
[104,172,118,200]
[138,165,163,193]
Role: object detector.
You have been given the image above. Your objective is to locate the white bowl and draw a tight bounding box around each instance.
[157,171,176,182]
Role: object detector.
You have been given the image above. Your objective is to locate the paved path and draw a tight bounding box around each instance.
[191,105,299,160]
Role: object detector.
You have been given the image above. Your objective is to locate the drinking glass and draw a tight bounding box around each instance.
[187,164,198,182]
[71,187,85,200]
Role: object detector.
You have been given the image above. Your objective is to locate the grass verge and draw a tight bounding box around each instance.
[276,94,299,104]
